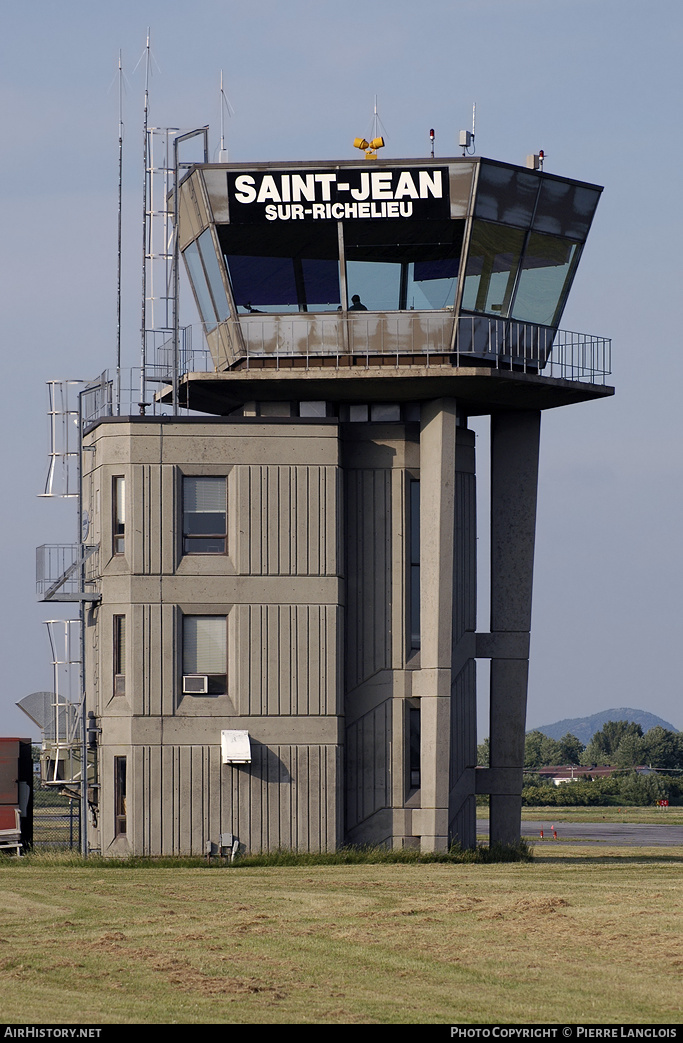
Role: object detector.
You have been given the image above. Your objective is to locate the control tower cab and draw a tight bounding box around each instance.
[175,155,606,412]
[77,153,612,857]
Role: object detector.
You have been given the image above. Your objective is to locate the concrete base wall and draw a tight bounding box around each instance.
[83,405,532,856]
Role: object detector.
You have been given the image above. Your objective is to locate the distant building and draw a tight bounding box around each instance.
[536,765,656,785]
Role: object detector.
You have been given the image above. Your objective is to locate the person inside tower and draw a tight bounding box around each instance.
[349,294,367,311]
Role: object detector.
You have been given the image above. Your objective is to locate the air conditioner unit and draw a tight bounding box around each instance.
[182,674,209,694]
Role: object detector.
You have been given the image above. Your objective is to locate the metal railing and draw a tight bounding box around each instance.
[36,544,99,600]
[78,315,611,424]
[231,313,611,385]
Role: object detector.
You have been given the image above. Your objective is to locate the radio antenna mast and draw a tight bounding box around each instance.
[115,51,123,415]
[218,70,234,162]
[364,95,387,146]
[139,28,151,414]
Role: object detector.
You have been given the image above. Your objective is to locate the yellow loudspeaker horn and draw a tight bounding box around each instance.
[369,137,385,150]
[353,137,370,151]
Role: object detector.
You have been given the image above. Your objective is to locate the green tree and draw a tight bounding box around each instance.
[581,720,643,765]
[524,731,563,768]
[618,771,668,805]
[614,732,646,768]
[556,733,585,765]
[540,734,563,765]
[524,731,545,768]
[477,737,490,767]
[641,727,683,770]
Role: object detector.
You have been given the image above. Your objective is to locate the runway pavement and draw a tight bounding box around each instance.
[476,820,683,846]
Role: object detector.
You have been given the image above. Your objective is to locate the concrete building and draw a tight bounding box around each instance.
[35,152,613,856]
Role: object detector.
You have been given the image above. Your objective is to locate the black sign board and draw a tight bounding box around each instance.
[226,167,450,224]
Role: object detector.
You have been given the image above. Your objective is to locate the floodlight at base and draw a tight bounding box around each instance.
[221,729,251,764]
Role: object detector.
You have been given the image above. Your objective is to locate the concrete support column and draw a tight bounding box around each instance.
[489,410,541,847]
[415,398,457,852]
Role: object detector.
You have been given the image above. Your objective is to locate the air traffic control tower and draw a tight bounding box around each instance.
[67,152,612,857]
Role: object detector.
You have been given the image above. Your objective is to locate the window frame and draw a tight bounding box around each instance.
[408,477,421,654]
[407,700,421,795]
[112,476,125,556]
[182,475,228,556]
[113,614,126,696]
[182,614,228,696]
[114,756,127,837]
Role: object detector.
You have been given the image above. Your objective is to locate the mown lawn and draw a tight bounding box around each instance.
[518,806,683,825]
[1,846,682,1024]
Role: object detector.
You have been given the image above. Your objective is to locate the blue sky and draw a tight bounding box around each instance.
[1,0,682,738]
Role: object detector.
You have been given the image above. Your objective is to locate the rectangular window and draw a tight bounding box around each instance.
[182,615,227,695]
[409,479,420,651]
[511,233,579,327]
[113,476,125,555]
[113,615,126,696]
[344,219,463,311]
[114,756,127,836]
[409,705,421,790]
[182,476,227,554]
[220,222,341,314]
[461,221,525,317]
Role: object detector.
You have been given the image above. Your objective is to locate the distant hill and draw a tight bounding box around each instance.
[529,708,678,745]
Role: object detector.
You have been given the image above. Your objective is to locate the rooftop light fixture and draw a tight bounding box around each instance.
[353,136,385,159]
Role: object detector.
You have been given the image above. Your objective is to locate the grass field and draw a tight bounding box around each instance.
[1,845,682,1024]
[518,806,683,825]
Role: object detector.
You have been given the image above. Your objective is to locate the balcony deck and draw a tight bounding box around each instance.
[172,359,614,416]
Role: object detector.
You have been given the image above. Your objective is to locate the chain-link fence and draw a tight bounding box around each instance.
[32,786,80,850]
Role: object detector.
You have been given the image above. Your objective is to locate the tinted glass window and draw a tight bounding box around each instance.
[511,233,580,326]
[344,219,463,310]
[533,180,601,240]
[197,229,230,321]
[222,217,463,313]
[184,239,218,330]
[220,223,341,313]
[474,162,540,227]
[461,221,525,316]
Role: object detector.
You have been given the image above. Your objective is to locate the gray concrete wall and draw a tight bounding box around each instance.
[487,409,541,847]
[83,408,487,856]
[449,438,478,850]
[414,403,477,852]
[83,418,344,856]
[342,422,419,847]
[342,411,477,852]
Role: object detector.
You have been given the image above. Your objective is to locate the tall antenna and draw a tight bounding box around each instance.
[364,95,387,145]
[116,51,123,415]
[218,70,234,162]
[139,28,151,415]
